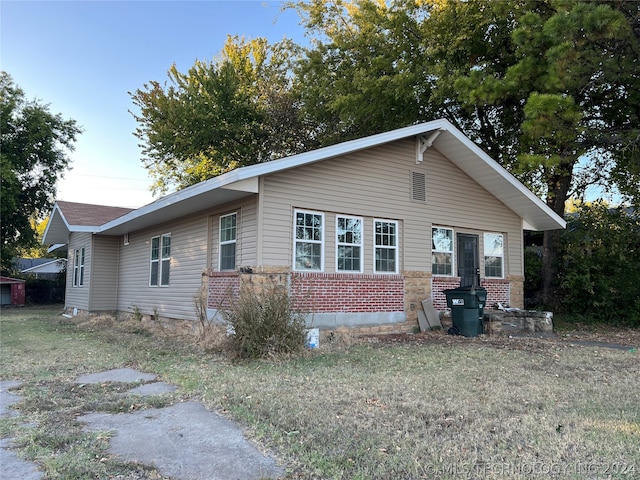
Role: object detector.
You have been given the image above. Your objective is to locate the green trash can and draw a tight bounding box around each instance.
[443,286,487,337]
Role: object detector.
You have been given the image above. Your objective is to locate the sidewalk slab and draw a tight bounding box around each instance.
[76,368,157,384]
[0,438,43,480]
[0,380,24,418]
[125,381,177,396]
[78,401,284,480]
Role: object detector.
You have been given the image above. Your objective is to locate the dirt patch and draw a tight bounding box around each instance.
[366,327,639,353]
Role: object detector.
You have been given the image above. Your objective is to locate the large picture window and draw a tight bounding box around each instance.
[336,215,363,272]
[73,247,85,287]
[219,213,237,271]
[294,210,323,271]
[374,219,398,273]
[150,233,171,286]
[484,233,504,278]
[432,227,453,275]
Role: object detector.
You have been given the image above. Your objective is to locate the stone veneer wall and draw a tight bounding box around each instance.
[483,309,553,335]
[403,272,431,323]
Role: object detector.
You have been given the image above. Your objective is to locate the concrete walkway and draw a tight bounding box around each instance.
[0,380,43,480]
[0,371,284,479]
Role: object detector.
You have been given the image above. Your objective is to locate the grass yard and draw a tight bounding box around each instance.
[1,306,639,479]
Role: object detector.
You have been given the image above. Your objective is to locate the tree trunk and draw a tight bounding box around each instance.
[541,167,573,307]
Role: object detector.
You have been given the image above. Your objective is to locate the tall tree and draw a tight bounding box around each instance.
[291,0,640,306]
[292,0,435,144]
[453,0,640,304]
[130,36,311,195]
[0,72,81,273]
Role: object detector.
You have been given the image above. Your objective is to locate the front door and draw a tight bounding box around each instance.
[457,233,479,287]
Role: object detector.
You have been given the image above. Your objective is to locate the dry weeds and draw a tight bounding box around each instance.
[1,307,638,479]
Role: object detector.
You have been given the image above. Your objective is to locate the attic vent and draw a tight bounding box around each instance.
[411,171,427,203]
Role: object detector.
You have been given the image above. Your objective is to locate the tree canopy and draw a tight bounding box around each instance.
[130,0,639,308]
[130,36,314,195]
[0,72,81,272]
[289,0,639,304]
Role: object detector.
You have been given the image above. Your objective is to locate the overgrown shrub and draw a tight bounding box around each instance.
[221,281,307,359]
[557,202,640,326]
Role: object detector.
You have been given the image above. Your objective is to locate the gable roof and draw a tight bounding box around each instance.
[55,201,134,225]
[43,119,565,245]
[43,201,134,245]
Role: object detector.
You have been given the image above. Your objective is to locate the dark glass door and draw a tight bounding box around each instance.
[457,233,479,287]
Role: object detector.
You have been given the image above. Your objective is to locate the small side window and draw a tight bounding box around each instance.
[219,213,237,271]
[149,234,171,286]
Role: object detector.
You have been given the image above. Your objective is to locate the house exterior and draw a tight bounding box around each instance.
[43,119,565,333]
[19,258,67,280]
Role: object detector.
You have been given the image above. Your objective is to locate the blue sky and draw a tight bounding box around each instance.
[2,1,307,208]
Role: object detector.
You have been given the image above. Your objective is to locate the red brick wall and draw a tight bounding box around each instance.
[483,279,510,309]
[207,272,240,309]
[431,277,510,310]
[290,272,405,313]
[210,270,512,315]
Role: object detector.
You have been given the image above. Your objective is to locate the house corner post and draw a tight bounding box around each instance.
[403,271,432,325]
[238,266,290,296]
[508,275,525,309]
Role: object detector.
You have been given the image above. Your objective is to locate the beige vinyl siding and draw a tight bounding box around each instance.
[65,232,92,310]
[116,212,209,321]
[210,197,258,270]
[260,138,523,276]
[88,235,120,310]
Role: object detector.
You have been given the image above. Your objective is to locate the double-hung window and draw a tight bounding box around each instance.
[336,215,363,272]
[432,227,454,275]
[219,213,237,271]
[484,233,504,278]
[150,233,171,286]
[73,247,85,287]
[294,210,323,271]
[374,219,398,273]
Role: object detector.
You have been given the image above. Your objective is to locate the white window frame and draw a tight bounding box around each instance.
[219,212,237,271]
[484,232,504,278]
[432,227,454,276]
[336,215,363,273]
[149,233,171,287]
[73,247,85,287]
[374,219,399,274]
[293,209,324,272]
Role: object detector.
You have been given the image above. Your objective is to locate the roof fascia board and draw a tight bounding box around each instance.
[97,168,247,232]
[444,126,566,230]
[62,117,564,234]
[95,123,449,233]
[241,119,452,179]
[47,244,67,253]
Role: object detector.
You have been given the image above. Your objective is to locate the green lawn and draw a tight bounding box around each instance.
[1,307,639,479]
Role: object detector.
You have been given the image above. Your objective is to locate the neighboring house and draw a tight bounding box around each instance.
[42,119,565,333]
[18,258,67,280]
